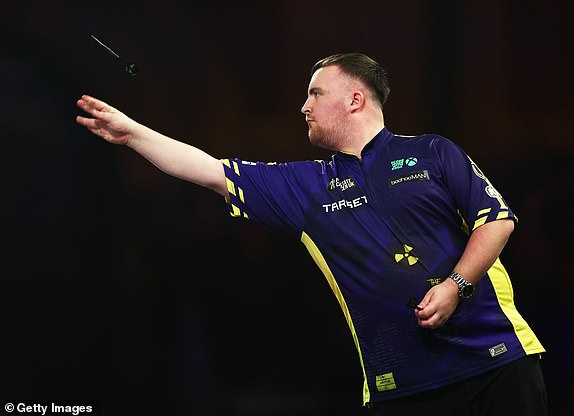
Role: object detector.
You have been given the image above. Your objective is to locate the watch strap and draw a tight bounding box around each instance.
[449,272,474,298]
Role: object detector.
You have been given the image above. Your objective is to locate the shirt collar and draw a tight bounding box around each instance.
[334,127,393,161]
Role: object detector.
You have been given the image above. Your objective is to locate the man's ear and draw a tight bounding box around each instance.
[350,90,366,113]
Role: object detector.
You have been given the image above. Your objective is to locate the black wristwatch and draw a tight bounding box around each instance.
[449,272,474,299]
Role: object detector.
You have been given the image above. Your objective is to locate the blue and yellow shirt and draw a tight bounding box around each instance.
[222,127,545,405]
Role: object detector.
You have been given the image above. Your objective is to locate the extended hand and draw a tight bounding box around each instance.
[414,278,460,329]
[76,95,136,146]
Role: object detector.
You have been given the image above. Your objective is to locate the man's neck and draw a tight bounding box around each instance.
[339,117,385,158]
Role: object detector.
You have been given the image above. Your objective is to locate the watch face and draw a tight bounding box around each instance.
[461,284,474,298]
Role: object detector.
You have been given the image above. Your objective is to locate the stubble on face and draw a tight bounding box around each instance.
[306,68,354,151]
[307,102,350,151]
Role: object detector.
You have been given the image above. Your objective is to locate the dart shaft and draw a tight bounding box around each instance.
[90,34,121,59]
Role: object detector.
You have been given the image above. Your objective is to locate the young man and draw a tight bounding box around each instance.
[76,53,547,415]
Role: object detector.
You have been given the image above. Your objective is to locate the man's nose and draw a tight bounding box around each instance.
[301,98,311,114]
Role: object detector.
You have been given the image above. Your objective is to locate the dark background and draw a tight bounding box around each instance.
[1,1,572,415]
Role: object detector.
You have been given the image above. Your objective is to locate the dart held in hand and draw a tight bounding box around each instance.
[91,34,138,75]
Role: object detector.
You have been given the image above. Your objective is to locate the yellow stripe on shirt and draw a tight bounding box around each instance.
[487,258,546,354]
[301,231,371,405]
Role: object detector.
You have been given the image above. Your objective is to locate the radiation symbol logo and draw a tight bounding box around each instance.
[395,244,419,266]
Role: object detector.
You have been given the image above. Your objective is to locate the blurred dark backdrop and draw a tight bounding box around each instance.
[1,1,572,415]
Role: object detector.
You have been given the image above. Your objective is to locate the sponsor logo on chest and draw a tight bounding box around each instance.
[324,175,367,213]
[328,176,357,192]
[389,169,430,187]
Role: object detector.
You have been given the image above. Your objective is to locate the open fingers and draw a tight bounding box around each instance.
[78,94,108,111]
[76,95,116,121]
[75,115,99,129]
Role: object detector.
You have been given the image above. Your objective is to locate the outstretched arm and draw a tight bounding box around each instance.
[76,95,228,197]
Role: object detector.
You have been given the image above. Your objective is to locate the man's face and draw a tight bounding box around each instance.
[301,65,353,150]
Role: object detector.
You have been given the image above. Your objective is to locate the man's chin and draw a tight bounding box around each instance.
[308,134,320,147]
[308,129,321,144]
[308,134,333,151]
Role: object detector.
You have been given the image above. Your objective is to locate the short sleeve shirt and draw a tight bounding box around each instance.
[222,128,545,404]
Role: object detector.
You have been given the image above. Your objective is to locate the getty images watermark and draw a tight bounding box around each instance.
[2,401,100,416]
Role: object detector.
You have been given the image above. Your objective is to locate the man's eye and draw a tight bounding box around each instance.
[314,91,320,97]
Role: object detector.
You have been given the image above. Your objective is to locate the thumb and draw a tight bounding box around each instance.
[417,290,433,310]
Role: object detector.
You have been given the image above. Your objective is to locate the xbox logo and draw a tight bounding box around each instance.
[405,157,418,167]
